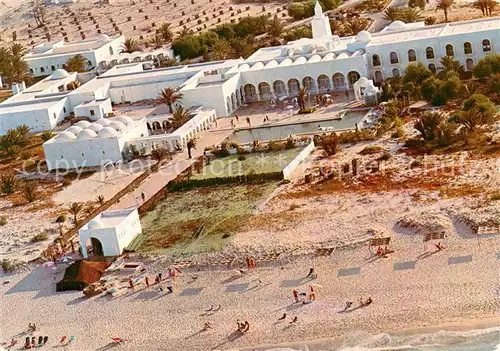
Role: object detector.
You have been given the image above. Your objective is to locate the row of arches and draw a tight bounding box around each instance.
[98,53,170,70]
[372,39,492,67]
[242,72,361,101]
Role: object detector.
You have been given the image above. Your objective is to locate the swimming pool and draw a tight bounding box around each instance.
[229,110,369,144]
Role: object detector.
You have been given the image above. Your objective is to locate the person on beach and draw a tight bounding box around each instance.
[231,119,235,128]
[235,114,239,122]
[290,316,298,324]
[307,267,317,279]
[155,275,160,284]
[128,278,133,289]
[279,313,287,320]
[344,301,353,311]
[246,117,251,127]
[243,321,250,332]
[237,320,244,332]
[203,321,213,330]
[345,90,349,99]
[158,272,162,280]
[141,192,146,202]
[435,242,445,251]
[292,289,299,303]
[145,276,149,287]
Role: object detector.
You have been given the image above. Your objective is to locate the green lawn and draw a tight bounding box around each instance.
[129,183,277,255]
[191,148,304,180]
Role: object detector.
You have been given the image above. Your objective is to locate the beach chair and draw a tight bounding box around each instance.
[111,337,125,344]
[68,336,76,343]
[59,336,67,345]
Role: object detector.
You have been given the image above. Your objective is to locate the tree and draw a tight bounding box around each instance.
[436,0,454,22]
[458,93,497,131]
[1,44,32,84]
[157,87,183,114]
[414,111,445,141]
[345,17,369,34]
[409,0,426,10]
[187,138,196,159]
[1,175,17,194]
[485,0,497,15]
[208,39,234,60]
[321,133,341,156]
[473,54,500,78]
[0,125,31,156]
[159,22,174,42]
[40,131,55,142]
[170,106,192,129]
[439,56,464,77]
[229,37,255,58]
[68,202,83,225]
[460,81,484,99]
[97,195,105,206]
[297,87,307,110]
[176,27,194,39]
[403,62,432,85]
[63,54,87,73]
[383,7,401,21]
[472,0,488,15]
[9,43,27,58]
[32,0,46,27]
[151,147,171,162]
[148,34,164,49]
[267,17,284,41]
[23,181,38,203]
[399,8,423,23]
[55,214,66,236]
[120,38,140,54]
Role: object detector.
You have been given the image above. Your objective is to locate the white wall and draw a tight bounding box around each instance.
[79,227,117,258]
[115,209,142,254]
[0,108,50,134]
[74,98,112,119]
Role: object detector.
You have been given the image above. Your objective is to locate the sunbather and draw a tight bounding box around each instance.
[59,336,67,345]
[435,242,445,251]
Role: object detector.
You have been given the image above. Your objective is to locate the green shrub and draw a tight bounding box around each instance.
[238,155,246,161]
[359,145,382,155]
[377,152,392,161]
[289,203,300,210]
[30,233,49,242]
[1,175,17,194]
[267,140,286,151]
[62,179,72,187]
[1,259,19,273]
[0,216,6,226]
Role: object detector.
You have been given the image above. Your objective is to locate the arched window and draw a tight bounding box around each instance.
[426,47,435,60]
[51,65,56,71]
[317,74,331,91]
[408,49,416,62]
[390,52,399,64]
[109,46,114,55]
[428,63,436,74]
[302,76,314,91]
[372,54,381,66]
[445,44,454,56]
[87,60,93,66]
[347,71,360,85]
[482,39,491,52]
[463,42,472,55]
[29,68,33,74]
[40,67,45,73]
[374,71,383,84]
[392,68,400,77]
[466,58,474,71]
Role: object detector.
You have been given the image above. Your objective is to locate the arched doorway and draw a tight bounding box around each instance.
[332,73,345,90]
[302,76,314,91]
[273,80,286,96]
[287,79,300,95]
[152,121,161,131]
[347,71,360,86]
[162,120,170,131]
[86,237,104,257]
[244,84,257,101]
[258,82,271,98]
[317,74,331,91]
[374,71,383,84]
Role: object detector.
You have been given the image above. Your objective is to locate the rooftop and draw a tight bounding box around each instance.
[84,208,136,230]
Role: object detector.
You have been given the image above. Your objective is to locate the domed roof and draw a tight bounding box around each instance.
[356,31,372,42]
[109,121,125,131]
[322,53,336,61]
[51,69,70,80]
[265,60,278,68]
[95,118,112,126]
[115,116,134,126]
[66,125,83,135]
[88,217,104,229]
[388,20,406,30]
[279,58,293,66]
[239,64,250,72]
[87,123,104,132]
[293,56,307,65]
[251,62,264,70]
[77,129,97,139]
[308,54,321,63]
[98,127,118,138]
[56,131,77,141]
[75,120,91,128]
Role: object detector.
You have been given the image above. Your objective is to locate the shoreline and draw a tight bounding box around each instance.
[238,315,500,350]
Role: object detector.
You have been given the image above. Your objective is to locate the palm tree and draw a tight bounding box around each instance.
[68,202,83,225]
[23,181,38,203]
[40,131,55,142]
[63,54,87,72]
[170,106,192,129]
[187,138,196,159]
[460,81,483,99]
[159,22,174,42]
[1,174,17,194]
[157,57,179,68]
[209,39,234,60]
[400,8,423,23]
[148,34,164,49]
[9,43,27,58]
[383,7,401,21]
[120,38,141,53]
[440,56,464,76]
[97,195,105,206]
[436,0,454,22]
[267,17,284,42]
[297,88,307,110]
[472,0,487,15]
[485,0,497,15]
[151,147,171,162]
[157,87,183,113]
[55,214,66,236]
[176,27,193,39]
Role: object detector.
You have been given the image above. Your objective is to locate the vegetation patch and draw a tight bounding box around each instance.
[30,233,49,243]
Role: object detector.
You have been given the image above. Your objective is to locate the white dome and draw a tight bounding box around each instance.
[251,62,264,70]
[88,217,104,229]
[75,120,91,128]
[95,118,112,126]
[87,123,104,132]
[322,53,335,61]
[265,60,278,68]
[77,129,97,139]
[239,64,250,72]
[293,56,307,65]
[388,20,406,30]
[356,31,372,42]
[56,131,77,141]
[109,121,125,131]
[115,116,134,126]
[66,126,83,135]
[280,58,293,66]
[51,69,70,80]
[98,127,118,138]
[308,54,321,63]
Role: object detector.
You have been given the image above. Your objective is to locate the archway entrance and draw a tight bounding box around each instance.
[86,237,104,257]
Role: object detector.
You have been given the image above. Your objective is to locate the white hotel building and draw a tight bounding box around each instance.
[0,4,497,168]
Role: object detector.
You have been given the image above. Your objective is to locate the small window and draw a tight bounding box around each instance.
[464,42,472,55]
[87,60,92,66]
[90,109,95,116]
[51,65,56,71]
[53,113,56,119]
[428,63,436,73]
[372,54,381,66]
[392,68,400,77]
[102,151,105,154]
[408,49,416,62]
[40,67,45,73]
[82,153,84,157]
[446,44,454,56]
[482,39,491,52]
[29,68,33,74]
[426,47,434,60]
[63,107,66,113]
[390,52,399,64]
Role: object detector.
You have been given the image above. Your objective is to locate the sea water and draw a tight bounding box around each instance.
[251,326,500,351]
